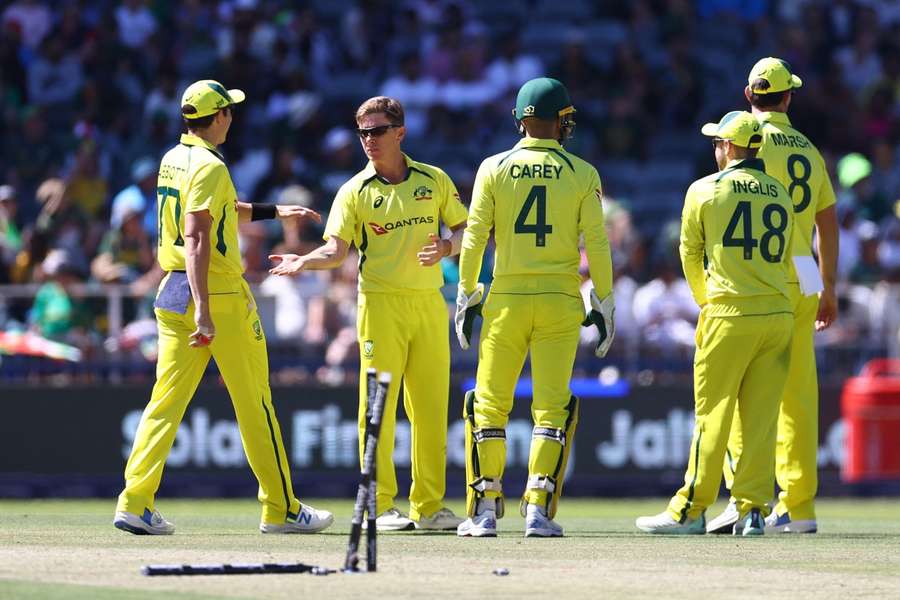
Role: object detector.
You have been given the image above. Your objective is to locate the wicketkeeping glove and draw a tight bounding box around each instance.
[455,283,484,350]
[582,289,615,358]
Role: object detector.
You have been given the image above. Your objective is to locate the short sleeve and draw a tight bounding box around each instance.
[438,170,468,227]
[323,181,358,244]
[816,155,837,213]
[186,162,228,214]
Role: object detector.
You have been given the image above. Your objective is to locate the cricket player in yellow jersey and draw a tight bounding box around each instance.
[269,96,468,531]
[454,78,615,538]
[636,111,795,535]
[114,80,331,535]
[707,59,838,535]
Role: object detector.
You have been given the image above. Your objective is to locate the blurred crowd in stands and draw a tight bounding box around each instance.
[0,0,898,382]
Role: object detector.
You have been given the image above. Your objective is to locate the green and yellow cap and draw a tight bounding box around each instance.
[701,110,763,148]
[180,80,246,119]
[747,57,802,94]
[514,77,575,120]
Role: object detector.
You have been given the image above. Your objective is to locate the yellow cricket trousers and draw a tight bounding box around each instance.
[117,274,301,524]
[357,290,450,520]
[726,284,820,520]
[668,310,793,521]
[471,291,584,509]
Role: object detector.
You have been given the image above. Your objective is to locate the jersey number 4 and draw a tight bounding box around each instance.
[722,200,788,263]
[515,185,552,247]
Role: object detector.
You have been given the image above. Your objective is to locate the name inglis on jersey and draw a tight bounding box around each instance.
[369,215,435,235]
[731,179,780,198]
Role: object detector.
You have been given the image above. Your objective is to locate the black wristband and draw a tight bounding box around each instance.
[250,203,277,221]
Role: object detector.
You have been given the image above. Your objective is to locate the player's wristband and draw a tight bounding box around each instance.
[251,203,277,221]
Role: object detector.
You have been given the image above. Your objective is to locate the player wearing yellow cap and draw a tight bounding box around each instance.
[114,80,331,535]
[269,96,468,532]
[636,111,795,535]
[706,58,838,535]
[454,77,614,538]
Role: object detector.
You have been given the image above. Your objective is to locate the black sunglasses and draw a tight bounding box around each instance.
[356,124,400,139]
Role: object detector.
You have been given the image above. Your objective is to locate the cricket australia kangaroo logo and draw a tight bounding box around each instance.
[363,339,375,358]
[413,185,432,201]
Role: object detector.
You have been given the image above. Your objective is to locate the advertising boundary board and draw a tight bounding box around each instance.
[0,381,849,498]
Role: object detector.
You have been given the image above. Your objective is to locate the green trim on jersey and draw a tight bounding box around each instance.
[216,204,228,256]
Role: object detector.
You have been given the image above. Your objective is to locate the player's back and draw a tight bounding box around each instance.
[689,158,794,316]
[480,138,601,296]
[756,111,835,272]
[156,135,242,276]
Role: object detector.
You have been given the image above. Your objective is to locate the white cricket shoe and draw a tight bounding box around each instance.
[260,504,334,534]
[415,507,464,530]
[457,510,497,537]
[114,508,175,535]
[734,507,764,536]
[636,510,706,534]
[706,500,740,534]
[524,503,563,537]
[765,511,817,534]
[376,508,415,531]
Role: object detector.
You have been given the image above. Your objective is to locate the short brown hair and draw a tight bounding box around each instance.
[748,78,788,108]
[183,106,230,131]
[355,96,404,126]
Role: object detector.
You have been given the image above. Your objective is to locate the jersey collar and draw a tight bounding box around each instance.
[359,153,431,189]
[755,111,791,126]
[726,157,766,172]
[180,133,225,161]
[515,137,564,150]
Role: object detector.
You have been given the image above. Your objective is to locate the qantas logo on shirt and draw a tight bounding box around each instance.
[368,215,435,235]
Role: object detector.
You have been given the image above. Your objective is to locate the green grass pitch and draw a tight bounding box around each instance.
[1,498,898,599]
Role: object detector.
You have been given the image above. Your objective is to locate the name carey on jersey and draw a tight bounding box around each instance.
[369,215,434,235]
[510,163,564,179]
[731,179,780,197]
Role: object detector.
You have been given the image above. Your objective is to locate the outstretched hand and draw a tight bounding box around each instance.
[276,205,322,224]
[268,253,306,276]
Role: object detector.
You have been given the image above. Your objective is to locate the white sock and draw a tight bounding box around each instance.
[476,498,496,515]
[526,503,547,517]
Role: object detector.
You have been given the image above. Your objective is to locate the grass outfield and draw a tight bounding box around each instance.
[1,498,898,599]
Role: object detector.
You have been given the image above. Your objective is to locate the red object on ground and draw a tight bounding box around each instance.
[841,359,900,482]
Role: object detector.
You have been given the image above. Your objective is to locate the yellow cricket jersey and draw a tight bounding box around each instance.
[756,111,836,281]
[680,158,794,317]
[459,137,612,298]
[324,154,468,293]
[156,134,242,276]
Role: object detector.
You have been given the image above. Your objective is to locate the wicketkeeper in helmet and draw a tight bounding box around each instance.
[455,77,614,537]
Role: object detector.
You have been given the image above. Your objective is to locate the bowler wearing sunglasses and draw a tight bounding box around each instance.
[269,96,468,532]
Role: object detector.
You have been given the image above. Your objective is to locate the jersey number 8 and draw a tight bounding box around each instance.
[786,154,812,213]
